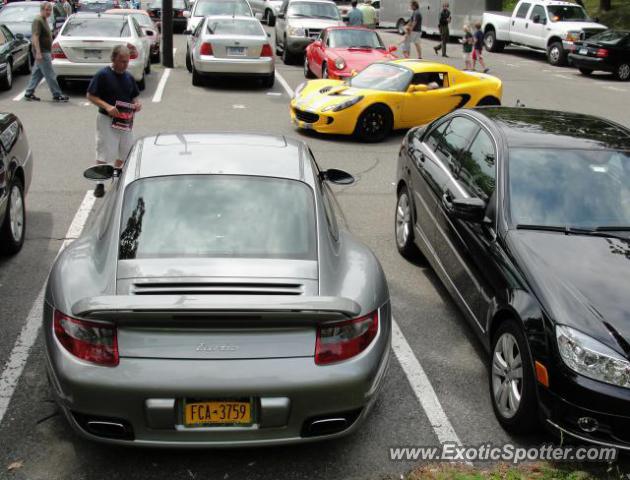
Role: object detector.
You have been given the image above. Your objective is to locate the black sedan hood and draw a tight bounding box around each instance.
[506,230,630,356]
[2,22,32,38]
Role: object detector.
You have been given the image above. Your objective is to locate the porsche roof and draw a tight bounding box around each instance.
[128,133,313,183]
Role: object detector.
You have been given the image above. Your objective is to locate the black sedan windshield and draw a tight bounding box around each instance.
[587,30,629,45]
[349,63,411,91]
[509,148,630,229]
[119,176,317,260]
[328,29,384,48]
[0,4,40,22]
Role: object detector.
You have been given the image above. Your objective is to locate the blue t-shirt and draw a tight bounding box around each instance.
[87,67,139,115]
[474,30,484,50]
[347,7,363,26]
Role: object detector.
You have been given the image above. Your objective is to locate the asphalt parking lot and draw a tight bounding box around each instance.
[1,24,630,480]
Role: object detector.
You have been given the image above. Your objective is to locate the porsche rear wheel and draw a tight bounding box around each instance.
[354,105,392,143]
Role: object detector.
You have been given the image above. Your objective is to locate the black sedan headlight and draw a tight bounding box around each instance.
[556,325,630,388]
[321,96,364,113]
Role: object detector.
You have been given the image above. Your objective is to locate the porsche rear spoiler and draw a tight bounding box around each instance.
[71,295,362,323]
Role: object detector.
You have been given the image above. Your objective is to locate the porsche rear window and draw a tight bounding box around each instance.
[119,175,317,260]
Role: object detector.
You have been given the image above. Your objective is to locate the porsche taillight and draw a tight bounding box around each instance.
[315,310,379,365]
[53,310,119,366]
[51,42,67,59]
[200,42,213,55]
[260,44,273,57]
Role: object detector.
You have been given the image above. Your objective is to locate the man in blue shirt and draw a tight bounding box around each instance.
[347,0,363,26]
[86,45,142,198]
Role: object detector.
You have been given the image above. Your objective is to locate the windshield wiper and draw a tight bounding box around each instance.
[516,224,630,241]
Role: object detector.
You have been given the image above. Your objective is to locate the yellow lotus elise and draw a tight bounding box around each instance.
[290,59,503,142]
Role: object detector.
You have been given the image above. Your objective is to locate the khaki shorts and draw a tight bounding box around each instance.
[96,113,134,164]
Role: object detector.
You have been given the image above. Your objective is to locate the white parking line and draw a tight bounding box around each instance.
[152,68,171,102]
[392,319,463,446]
[275,69,294,97]
[605,86,627,92]
[553,74,573,80]
[0,191,94,425]
[13,79,43,101]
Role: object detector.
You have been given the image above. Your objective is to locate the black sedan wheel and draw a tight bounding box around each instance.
[578,67,593,76]
[395,186,420,259]
[354,105,392,142]
[616,63,630,81]
[186,48,192,73]
[490,319,538,434]
[0,61,13,91]
[0,177,25,255]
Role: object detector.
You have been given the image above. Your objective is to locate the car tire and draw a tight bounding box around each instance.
[578,67,593,76]
[547,41,566,67]
[396,18,406,36]
[282,40,294,65]
[186,48,192,73]
[489,319,539,434]
[483,29,504,53]
[192,65,203,86]
[304,55,315,78]
[137,74,146,91]
[0,60,13,91]
[57,77,67,90]
[0,177,26,256]
[615,63,630,81]
[322,63,328,79]
[18,53,32,75]
[353,104,392,142]
[144,59,151,74]
[395,185,421,260]
[476,96,501,106]
[151,50,160,63]
[262,71,275,88]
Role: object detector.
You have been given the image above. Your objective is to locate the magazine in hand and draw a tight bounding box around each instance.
[111,101,136,131]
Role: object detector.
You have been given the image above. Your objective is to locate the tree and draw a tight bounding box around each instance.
[600,0,612,12]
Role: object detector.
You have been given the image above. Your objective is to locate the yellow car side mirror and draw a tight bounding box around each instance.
[408,84,429,93]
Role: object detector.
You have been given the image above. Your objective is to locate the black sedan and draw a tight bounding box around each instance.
[0,113,32,255]
[0,1,55,39]
[395,107,630,449]
[147,0,189,32]
[569,30,630,81]
[0,23,32,90]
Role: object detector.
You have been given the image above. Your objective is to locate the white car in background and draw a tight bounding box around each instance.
[184,0,253,34]
[186,15,275,87]
[249,0,283,26]
[52,13,152,90]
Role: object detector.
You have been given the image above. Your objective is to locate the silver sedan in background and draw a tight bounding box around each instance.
[44,133,391,447]
[185,15,275,87]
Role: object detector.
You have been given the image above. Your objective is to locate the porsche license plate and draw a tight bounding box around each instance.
[579,48,588,55]
[227,46,246,56]
[184,400,252,426]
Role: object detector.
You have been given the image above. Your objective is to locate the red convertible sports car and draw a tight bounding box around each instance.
[304,26,396,80]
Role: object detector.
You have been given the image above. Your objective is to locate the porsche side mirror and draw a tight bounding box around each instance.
[84,164,115,181]
[409,84,428,93]
[451,197,486,223]
[320,169,355,185]
[183,10,191,17]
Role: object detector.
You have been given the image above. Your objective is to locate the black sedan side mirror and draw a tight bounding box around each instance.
[451,197,486,223]
[84,164,115,181]
[320,169,355,185]
[15,33,25,41]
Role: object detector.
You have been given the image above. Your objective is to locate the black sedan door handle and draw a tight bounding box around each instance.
[441,192,453,211]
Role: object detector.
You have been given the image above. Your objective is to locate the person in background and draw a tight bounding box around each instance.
[433,1,450,57]
[399,21,411,58]
[461,24,473,70]
[24,2,68,102]
[86,45,142,198]
[61,0,72,16]
[358,0,376,29]
[347,0,363,26]
[472,21,489,72]
[408,0,422,59]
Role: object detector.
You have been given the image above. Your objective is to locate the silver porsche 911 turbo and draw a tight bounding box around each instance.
[44,133,391,447]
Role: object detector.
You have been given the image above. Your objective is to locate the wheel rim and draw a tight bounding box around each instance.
[485,34,494,50]
[361,110,385,136]
[9,185,24,243]
[619,64,630,80]
[549,46,560,63]
[492,332,523,420]
[395,192,411,248]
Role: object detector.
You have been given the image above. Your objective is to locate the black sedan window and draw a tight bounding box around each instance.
[509,149,630,228]
[119,175,317,260]
[588,30,628,46]
[458,129,496,201]
[435,116,479,166]
[0,4,40,22]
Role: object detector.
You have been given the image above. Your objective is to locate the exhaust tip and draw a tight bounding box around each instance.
[72,412,135,440]
[301,408,362,437]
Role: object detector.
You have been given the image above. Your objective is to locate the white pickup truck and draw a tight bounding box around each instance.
[482,0,607,66]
